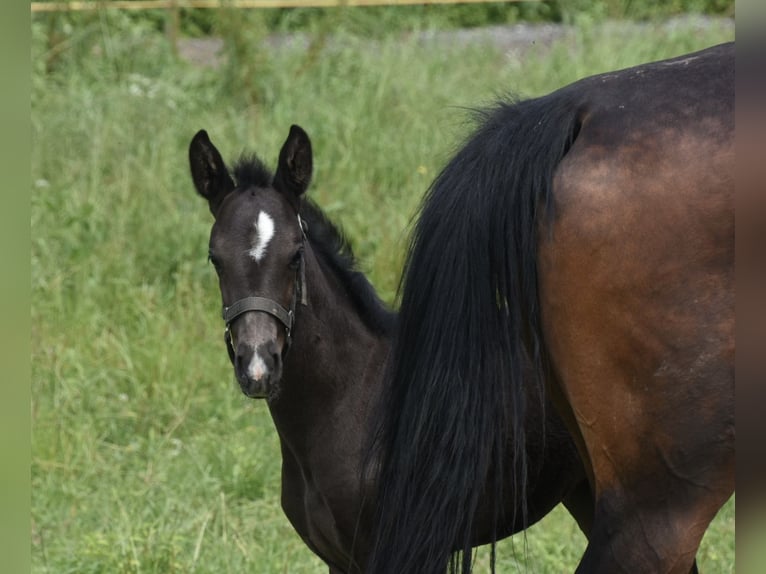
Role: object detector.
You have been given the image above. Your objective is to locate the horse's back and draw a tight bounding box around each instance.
[539,42,734,572]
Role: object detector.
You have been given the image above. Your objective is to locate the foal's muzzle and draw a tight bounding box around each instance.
[223,304,291,399]
[232,339,283,399]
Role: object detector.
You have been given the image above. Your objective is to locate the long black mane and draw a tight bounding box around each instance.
[232,155,396,338]
[302,200,397,336]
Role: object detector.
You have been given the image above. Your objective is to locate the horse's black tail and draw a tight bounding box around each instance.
[366,94,584,573]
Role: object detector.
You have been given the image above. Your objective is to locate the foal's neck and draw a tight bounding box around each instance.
[267,245,389,453]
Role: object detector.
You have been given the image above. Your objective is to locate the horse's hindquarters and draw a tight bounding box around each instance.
[539,89,734,573]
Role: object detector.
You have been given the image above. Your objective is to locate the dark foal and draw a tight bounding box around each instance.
[189,126,594,572]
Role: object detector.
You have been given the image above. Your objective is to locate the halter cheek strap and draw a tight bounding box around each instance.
[222,214,308,364]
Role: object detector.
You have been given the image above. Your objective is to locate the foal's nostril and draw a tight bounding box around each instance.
[256,341,279,372]
[266,340,280,366]
[234,344,254,376]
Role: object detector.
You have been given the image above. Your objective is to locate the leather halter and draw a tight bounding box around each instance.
[222,214,308,364]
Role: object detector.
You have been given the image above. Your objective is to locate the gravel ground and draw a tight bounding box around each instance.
[177,15,733,68]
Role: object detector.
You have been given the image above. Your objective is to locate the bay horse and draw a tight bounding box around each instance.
[189,126,597,571]
[367,42,734,574]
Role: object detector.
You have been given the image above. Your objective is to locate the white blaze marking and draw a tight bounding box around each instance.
[249,211,275,262]
[247,354,268,381]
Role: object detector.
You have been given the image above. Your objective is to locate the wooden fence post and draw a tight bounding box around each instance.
[165,0,180,56]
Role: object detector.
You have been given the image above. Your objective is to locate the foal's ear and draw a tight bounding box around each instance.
[273,125,312,202]
[189,130,236,217]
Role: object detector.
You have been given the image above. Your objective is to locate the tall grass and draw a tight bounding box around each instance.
[32,13,735,573]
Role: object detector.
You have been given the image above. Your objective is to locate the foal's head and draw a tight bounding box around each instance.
[189,125,312,400]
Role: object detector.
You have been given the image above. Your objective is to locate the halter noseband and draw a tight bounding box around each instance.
[222,214,308,364]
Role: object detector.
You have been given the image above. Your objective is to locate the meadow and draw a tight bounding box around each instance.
[31,9,735,573]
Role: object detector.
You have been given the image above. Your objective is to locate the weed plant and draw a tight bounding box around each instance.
[31,11,734,573]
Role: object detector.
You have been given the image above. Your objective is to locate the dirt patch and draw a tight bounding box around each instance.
[176,16,733,69]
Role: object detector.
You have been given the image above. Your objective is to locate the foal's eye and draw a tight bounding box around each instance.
[289,248,304,270]
[208,253,222,273]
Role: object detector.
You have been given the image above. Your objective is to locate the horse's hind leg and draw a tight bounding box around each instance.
[575,476,730,574]
[543,312,734,574]
[561,479,704,574]
[542,333,734,573]
[548,310,734,574]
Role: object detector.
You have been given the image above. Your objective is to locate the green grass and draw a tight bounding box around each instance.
[32,14,735,573]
